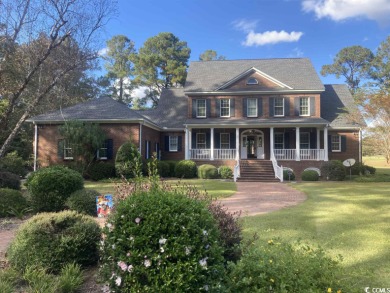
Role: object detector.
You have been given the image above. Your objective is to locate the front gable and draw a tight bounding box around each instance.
[215,68,293,92]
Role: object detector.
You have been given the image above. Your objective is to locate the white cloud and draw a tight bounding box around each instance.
[290,47,305,57]
[302,0,390,25]
[243,30,304,47]
[98,47,108,56]
[232,19,258,33]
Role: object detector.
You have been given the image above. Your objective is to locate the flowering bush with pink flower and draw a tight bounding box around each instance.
[100,189,227,292]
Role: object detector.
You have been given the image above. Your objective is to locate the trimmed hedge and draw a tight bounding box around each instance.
[87,162,116,181]
[219,166,233,179]
[301,170,319,181]
[283,169,296,181]
[198,164,219,179]
[321,160,346,181]
[66,189,100,216]
[26,166,84,212]
[0,171,20,190]
[0,151,28,177]
[175,160,197,178]
[0,188,28,218]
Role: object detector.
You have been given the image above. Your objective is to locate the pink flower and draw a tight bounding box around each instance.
[117,261,128,271]
[135,217,141,224]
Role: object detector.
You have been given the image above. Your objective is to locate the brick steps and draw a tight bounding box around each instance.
[236,160,279,182]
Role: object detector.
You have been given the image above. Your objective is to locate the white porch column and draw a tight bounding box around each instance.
[316,128,321,161]
[185,128,189,160]
[296,127,301,161]
[235,127,240,160]
[188,128,192,159]
[210,128,214,160]
[324,126,329,161]
[270,127,275,160]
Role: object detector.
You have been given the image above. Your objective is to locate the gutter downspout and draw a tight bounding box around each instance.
[34,123,38,171]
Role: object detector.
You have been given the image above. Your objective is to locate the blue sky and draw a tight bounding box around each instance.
[100,0,390,85]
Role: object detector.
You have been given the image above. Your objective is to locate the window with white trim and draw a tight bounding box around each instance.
[300,97,309,116]
[196,99,206,117]
[196,133,206,149]
[169,136,178,152]
[97,141,108,160]
[220,133,230,149]
[300,132,310,149]
[331,135,341,152]
[247,98,257,117]
[220,99,230,117]
[274,97,284,116]
[64,140,73,160]
[274,133,284,149]
[246,77,258,85]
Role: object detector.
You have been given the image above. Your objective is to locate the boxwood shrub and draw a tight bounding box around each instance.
[7,210,101,273]
[26,165,84,212]
[0,188,28,218]
[66,189,100,216]
[175,160,197,178]
[0,171,20,190]
[321,160,346,181]
[219,166,233,179]
[100,189,226,292]
[87,162,116,181]
[301,170,319,181]
[198,164,219,179]
[0,151,28,177]
[283,169,295,181]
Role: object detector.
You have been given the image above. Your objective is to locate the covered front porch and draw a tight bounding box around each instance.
[184,126,330,162]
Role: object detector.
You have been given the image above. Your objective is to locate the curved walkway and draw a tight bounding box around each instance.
[0,182,306,257]
[219,182,306,216]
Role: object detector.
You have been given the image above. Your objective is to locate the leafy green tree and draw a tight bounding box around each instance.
[371,36,390,88]
[59,120,106,174]
[134,32,191,107]
[321,45,374,94]
[199,49,226,61]
[103,35,136,103]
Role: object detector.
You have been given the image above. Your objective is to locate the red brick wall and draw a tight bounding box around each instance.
[328,131,360,162]
[160,131,185,161]
[141,125,161,159]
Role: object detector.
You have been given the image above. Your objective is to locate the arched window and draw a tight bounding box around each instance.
[246,77,258,85]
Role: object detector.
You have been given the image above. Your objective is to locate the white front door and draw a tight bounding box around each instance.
[241,136,247,159]
[241,130,265,160]
[256,134,265,159]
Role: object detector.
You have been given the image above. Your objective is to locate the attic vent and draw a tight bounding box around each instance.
[246,77,258,85]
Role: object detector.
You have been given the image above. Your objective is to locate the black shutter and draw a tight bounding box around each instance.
[258,98,263,117]
[164,136,169,151]
[309,132,316,149]
[178,136,182,151]
[215,130,220,149]
[216,99,221,117]
[341,135,347,152]
[243,98,247,117]
[294,98,300,116]
[192,100,197,117]
[230,98,235,117]
[107,139,113,159]
[206,131,211,148]
[206,99,211,118]
[57,139,64,159]
[284,132,290,149]
[145,140,148,159]
[230,132,235,148]
[310,97,316,116]
[328,135,332,152]
[284,97,290,116]
[269,97,274,117]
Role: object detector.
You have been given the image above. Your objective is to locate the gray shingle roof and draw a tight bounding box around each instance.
[27,97,150,123]
[185,58,325,92]
[138,88,187,129]
[321,84,366,128]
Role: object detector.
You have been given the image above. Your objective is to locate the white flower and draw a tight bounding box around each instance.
[115,276,122,286]
[135,217,141,224]
[202,230,208,236]
[160,247,164,253]
[199,257,208,268]
[117,261,128,271]
[204,285,209,291]
[159,238,167,245]
[121,215,125,218]
[129,236,134,241]
[102,284,110,293]
[127,264,134,272]
[126,252,131,257]
[205,244,210,250]
[106,223,114,232]
[112,244,116,250]
[144,259,151,267]
[185,246,191,255]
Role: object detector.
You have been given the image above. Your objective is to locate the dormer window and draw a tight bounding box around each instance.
[246,78,258,85]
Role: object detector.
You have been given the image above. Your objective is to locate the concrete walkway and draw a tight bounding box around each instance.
[0,182,306,258]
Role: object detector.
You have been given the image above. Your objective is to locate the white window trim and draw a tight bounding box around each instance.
[220,99,230,117]
[274,97,285,117]
[169,136,178,152]
[220,133,230,149]
[196,133,206,149]
[246,77,259,85]
[331,135,341,152]
[196,99,206,118]
[64,141,73,160]
[274,133,284,149]
[97,140,108,160]
[299,97,310,117]
[300,132,310,149]
[247,98,258,117]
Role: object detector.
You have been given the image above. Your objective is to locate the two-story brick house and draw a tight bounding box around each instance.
[28,58,365,181]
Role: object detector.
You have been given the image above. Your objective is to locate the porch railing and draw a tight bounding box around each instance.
[271,157,283,182]
[274,149,326,161]
[214,149,236,160]
[300,149,326,161]
[190,149,211,160]
[274,149,296,160]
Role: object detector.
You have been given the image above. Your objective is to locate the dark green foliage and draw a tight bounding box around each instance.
[0,188,28,217]
[7,211,101,273]
[66,189,100,216]
[175,160,197,178]
[100,189,226,292]
[198,164,219,179]
[87,162,116,181]
[283,169,295,181]
[228,240,348,293]
[219,166,233,179]
[157,161,170,177]
[164,160,179,177]
[0,171,20,190]
[301,170,319,181]
[363,165,376,175]
[0,151,28,177]
[321,160,346,181]
[115,142,142,178]
[26,166,84,212]
[350,162,364,175]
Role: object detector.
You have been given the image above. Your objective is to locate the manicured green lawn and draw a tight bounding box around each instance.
[242,181,390,290]
[363,155,390,168]
[85,179,236,199]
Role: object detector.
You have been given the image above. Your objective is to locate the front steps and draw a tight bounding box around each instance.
[236,160,279,182]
